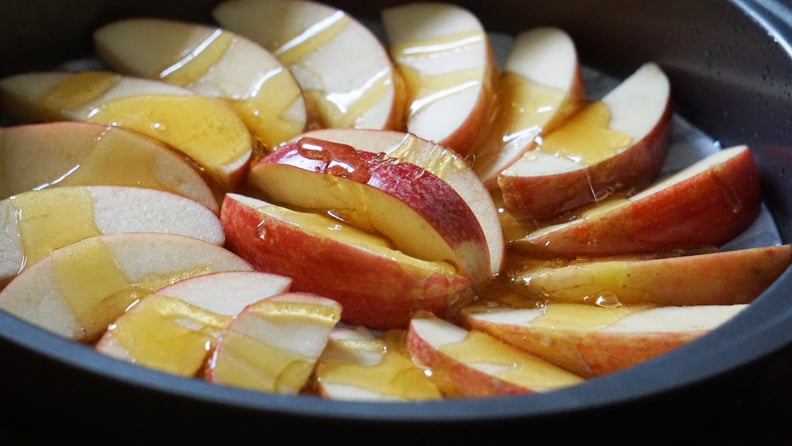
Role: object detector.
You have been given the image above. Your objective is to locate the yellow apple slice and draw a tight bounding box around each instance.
[0,122,218,212]
[506,244,792,306]
[204,292,342,394]
[382,2,498,156]
[213,0,404,131]
[95,271,292,376]
[460,302,748,377]
[94,18,307,150]
[314,326,443,401]
[299,127,504,276]
[0,232,253,342]
[247,137,492,285]
[220,193,472,329]
[511,145,761,258]
[0,185,225,283]
[0,71,253,191]
[473,27,585,188]
[406,313,583,397]
[498,62,672,222]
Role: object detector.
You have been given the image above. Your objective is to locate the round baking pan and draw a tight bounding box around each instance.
[0,0,790,442]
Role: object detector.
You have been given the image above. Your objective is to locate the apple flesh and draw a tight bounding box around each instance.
[0,185,225,283]
[212,0,404,131]
[511,145,761,258]
[220,193,472,330]
[407,313,584,397]
[247,137,492,285]
[0,71,253,191]
[0,232,253,342]
[381,2,498,156]
[473,26,586,188]
[204,292,342,394]
[0,122,219,212]
[498,62,672,223]
[93,17,307,150]
[460,302,748,377]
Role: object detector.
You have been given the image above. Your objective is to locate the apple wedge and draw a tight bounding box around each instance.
[510,145,761,258]
[506,244,791,306]
[382,2,498,156]
[94,17,307,150]
[0,185,225,283]
[314,326,443,401]
[0,71,253,191]
[204,292,342,394]
[406,313,583,397]
[212,0,403,131]
[246,137,492,285]
[298,127,504,276]
[220,193,472,329]
[460,302,748,377]
[0,232,253,342]
[96,294,231,377]
[498,62,672,222]
[472,26,585,187]
[0,122,218,212]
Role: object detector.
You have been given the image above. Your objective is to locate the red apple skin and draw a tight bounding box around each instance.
[578,331,698,376]
[220,194,471,330]
[498,102,672,223]
[511,146,761,258]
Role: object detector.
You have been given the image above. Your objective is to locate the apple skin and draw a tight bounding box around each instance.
[498,62,672,223]
[510,145,761,258]
[247,137,492,285]
[507,244,791,306]
[220,193,472,330]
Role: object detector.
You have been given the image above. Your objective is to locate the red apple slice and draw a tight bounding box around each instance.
[212,0,404,131]
[498,62,672,222]
[407,314,583,397]
[0,185,225,283]
[0,122,218,211]
[220,193,472,329]
[472,27,585,187]
[94,17,307,150]
[96,294,231,377]
[507,244,791,306]
[314,326,442,401]
[204,292,342,394]
[510,145,761,258]
[247,137,492,285]
[460,302,748,377]
[381,2,498,156]
[0,71,253,191]
[0,232,253,342]
[299,127,504,276]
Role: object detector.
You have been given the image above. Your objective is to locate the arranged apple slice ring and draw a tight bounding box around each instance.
[93,17,307,151]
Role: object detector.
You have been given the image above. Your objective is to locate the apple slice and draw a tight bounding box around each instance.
[298,127,504,276]
[406,313,583,397]
[314,326,443,401]
[472,26,586,187]
[0,185,225,283]
[0,71,253,191]
[0,122,218,212]
[498,62,672,222]
[220,193,472,329]
[212,0,403,131]
[204,292,342,394]
[94,17,307,150]
[510,145,761,258]
[504,244,791,307]
[381,2,498,156]
[0,232,253,342]
[460,302,748,377]
[247,137,492,285]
